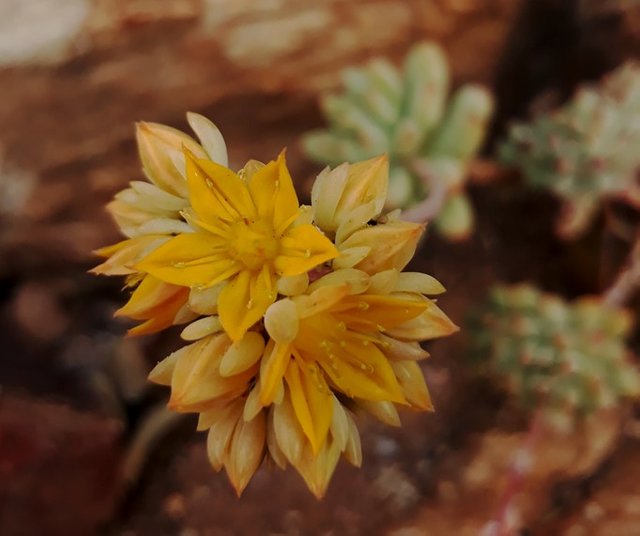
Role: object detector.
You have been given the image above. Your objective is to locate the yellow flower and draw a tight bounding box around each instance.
[260,270,457,455]
[93,113,229,334]
[137,150,338,341]
[92,113,459,498]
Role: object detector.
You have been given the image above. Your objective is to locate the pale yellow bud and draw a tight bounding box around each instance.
[339,220,424,274]
[219,331,265,377]
[357,399,401,427]
[392,360,434,410]
[264,299,299,344]
[312,155,389,234]
[225,411,266,496]
[180,315,223,341]
[206,400,243,471]
[136,121,207,198]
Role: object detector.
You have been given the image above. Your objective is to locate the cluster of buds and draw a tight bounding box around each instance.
[302,42,494,241]
[468,284,640,429]
[92,113,458,497]
[500,62,640,238]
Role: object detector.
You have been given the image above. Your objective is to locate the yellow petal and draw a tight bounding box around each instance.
[185,151,257,223]
[148,351,180,386]
[394,272,446,295]
[266,408,289,469]
[313,336,405,403]
[339,220,424,274]
[357,399,401,426]
[344,413,362,467]
[386,301,459,341]
[392,360,434,410]
[197,399,236,431]
[206,400,243,471]
[116,276,183,319]
[248,151,299,233]
[378,334,430,361]
[180,315,223,341]
[333,294,428,331]
[218,267,276,341]
[137,232,240,288]
[294,438,342,499]
[274,224,338,276]
[307,268,370,295]
[285,360,333,454]
[260,341,292,406]
[91,235,170,276]
[272,391,305,465]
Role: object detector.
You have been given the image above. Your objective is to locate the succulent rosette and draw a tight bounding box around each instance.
[93,113,458,497]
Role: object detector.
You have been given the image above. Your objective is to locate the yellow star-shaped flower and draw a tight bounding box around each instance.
[137,150,338,341]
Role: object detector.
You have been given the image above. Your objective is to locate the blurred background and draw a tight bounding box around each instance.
[2,0,640,534]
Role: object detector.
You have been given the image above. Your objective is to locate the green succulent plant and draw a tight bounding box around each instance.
[302,42,494,241]
[500,62,640,238]
[468,284,640,429]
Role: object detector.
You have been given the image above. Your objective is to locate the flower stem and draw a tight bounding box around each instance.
[602,233,640,307]
[401,159,449,223]
[482,410,544,536]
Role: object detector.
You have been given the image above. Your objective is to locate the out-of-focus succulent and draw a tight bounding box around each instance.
[468,284,640,429]
[302,42,494,241]
[500,62,640,238]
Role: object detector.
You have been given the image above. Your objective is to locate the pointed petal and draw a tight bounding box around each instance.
[260,341,292,406]
[186,112,228,166]
[185,151,256,223]
[219,331,266,377]
[386,301,459,340]
[91,235,170,276]
[274,224,338,276]
[315,339,405,404]
[218,267,276,341]
[248,151,299,232]
[285,360,333,454]
[392,360,434,410]
[225,412,266,496]
[136,233,240,288]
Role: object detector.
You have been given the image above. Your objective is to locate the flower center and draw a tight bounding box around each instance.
[228,219,279,271]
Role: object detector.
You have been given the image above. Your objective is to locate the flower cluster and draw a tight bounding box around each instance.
[93,113,458,497]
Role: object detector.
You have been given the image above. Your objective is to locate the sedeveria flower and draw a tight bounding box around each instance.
[135,150,338,341]
[93,113,457,498]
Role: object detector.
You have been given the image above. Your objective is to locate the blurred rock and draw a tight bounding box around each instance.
[11,281,70,342]
[0,394,123,535]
